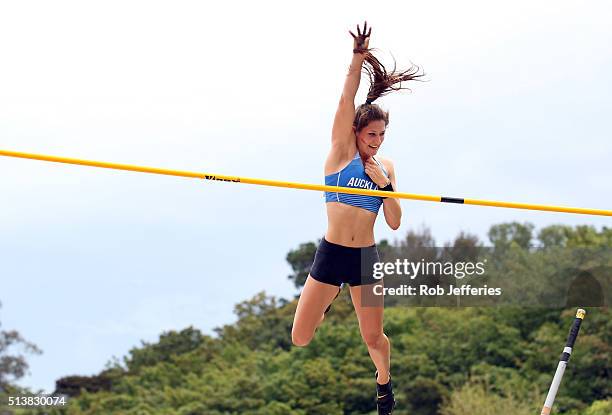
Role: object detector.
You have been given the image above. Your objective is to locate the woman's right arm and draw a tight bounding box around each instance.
[330,22,371,154]
[331,52,366,148]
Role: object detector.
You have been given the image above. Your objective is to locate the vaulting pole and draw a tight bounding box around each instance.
[1,149,611,216]
[540,309,587,415]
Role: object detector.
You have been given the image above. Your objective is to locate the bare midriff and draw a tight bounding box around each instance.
[325,202,377,247]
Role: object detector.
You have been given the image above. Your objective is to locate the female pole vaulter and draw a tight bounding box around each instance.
[291,21,423,414]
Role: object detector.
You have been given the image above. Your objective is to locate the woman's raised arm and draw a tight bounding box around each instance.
[331,22,371,150]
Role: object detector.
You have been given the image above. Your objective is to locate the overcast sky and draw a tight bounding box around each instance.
[1,0,610,393]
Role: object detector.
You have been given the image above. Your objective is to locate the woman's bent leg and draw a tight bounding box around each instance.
[292,275,342,347]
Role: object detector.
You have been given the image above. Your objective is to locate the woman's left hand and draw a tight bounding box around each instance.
[364,158,389,188]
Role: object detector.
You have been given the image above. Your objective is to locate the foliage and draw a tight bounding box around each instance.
[5,223,610,414]
[0,300,42,392]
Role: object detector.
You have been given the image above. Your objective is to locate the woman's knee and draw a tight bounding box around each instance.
[291,327,314,347]
[362,330,386,349]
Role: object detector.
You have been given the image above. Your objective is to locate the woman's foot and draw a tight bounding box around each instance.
[375,370,396,415]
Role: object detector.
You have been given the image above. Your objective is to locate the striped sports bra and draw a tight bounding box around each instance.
[324,152,389,214]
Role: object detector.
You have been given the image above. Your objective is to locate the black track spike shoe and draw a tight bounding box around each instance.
[375,370,396,415]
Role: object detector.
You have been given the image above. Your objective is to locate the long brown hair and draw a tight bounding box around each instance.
[353,49,424,133]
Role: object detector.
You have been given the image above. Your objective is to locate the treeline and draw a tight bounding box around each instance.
[1,222,610,414]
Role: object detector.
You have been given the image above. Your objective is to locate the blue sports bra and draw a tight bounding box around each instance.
[324,152,389,214]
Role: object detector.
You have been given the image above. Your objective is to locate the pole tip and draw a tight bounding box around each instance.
[576,309,586,319]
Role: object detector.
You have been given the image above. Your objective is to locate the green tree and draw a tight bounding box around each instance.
[286,241,318,288]
[0,300,42,393]
[488,222,534,251]
[582,399,612,415]
[125,326,206,374]
[34,223,611,415]
[214,291,294,351]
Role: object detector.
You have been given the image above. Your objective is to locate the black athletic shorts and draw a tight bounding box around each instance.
[310,237,381,287]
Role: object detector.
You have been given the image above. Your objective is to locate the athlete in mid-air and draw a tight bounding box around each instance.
[291,21,423,414]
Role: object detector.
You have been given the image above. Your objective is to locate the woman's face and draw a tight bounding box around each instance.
[354,120,386,158]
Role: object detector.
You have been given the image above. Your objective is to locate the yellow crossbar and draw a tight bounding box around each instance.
[1,149,610,216]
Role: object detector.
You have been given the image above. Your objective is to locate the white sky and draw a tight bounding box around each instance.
[1,0,611,393]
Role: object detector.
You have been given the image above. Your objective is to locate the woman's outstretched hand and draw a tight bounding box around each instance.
[349,21,371,53]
